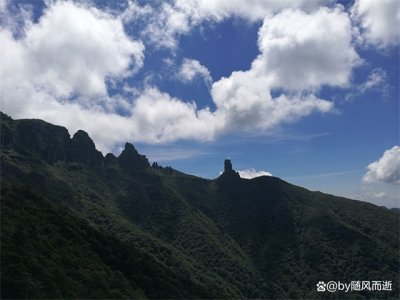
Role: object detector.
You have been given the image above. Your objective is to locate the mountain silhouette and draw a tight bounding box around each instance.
[1,112,399,299]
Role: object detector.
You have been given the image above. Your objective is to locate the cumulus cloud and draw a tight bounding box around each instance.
[0,1,364,154]
[0,1,144,99]
[172,0,332,22]
[238,168,272,179]
[1,86,217,152]
[210,6,358,131]
[212,69,333,132]
[256,6,360,91]
[120,0,154,23]
[128,88,219,143]
[0,1,145,151]
[351,0,400,48]
[140,0,332,49]
[178,58,212,85]
[363,146,400,185]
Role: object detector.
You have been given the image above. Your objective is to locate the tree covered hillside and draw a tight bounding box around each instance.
[1,112,399,299]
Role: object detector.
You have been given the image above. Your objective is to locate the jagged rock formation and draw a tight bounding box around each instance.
[68,130,103,167]
[117,142,150,172]
[224,159,233,172]
[0,112,150,172]
[15,117,70,163]
[104,152,118,165]
[218,158,240,181]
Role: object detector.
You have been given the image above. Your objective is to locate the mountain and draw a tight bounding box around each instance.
[1,112,399,299]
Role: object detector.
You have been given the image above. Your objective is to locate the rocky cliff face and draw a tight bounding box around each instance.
[15,118,70,164]
[68,130,103,167]
[0,113,149,172]
[117,142,150,172]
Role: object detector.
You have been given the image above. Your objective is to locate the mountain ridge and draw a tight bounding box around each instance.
[0,111,152,171]
[1,112,399,299]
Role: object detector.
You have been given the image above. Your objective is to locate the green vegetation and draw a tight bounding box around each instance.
[1,112,399,299]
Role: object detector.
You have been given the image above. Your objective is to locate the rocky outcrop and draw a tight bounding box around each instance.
[105,153,118,165]
[15,119,71,164]
[0,113,15,148]
[67,130,104,167]
[218,159,240,181]
[117,143,150,172]
[224,159,233,172]
[1,112,153,171]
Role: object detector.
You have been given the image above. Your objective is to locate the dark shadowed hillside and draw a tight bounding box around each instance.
[1,112,399,299]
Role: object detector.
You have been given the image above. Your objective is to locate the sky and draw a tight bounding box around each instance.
[0,0,399,208]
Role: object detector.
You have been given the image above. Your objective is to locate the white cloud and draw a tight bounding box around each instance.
[120,0,154,23]
[178,58,212,85]
[0,1,145,152]
[0,0,6,10]
[238,168,272,179]
[128,88,219,143]
[0,1,345,153]
[363,146,400,185]
[372,191,387,199]
[0,4,217,152]
[212,69,333,132]
[256,6,360,91]
[172,0,332,22]
[0,1,144,100]
[358,68,388,94]
[210,7,358,132]
[351,187,399,209]
[351,0,400,48]
[0,1,366,154]
[0,0,34,37]
[141,2,189,49]
[0,0,7,14]
[345,67,389,101]
[29,1,144,97]
[140,0,332,49]
[141,146,209,162]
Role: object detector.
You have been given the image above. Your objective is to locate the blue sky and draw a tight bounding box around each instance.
[0,0,399,207]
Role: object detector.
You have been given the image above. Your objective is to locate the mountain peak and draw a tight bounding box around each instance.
[224,159,233,172]
[219,158,240,181]
[72,129,91,141]
[117,142,150,172]
[71,130,97,150]
[68,130,103,167]
[123,142,139,154]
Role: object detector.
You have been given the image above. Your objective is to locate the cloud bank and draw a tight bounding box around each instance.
[0,0,346,153]
[1,0,397,154]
